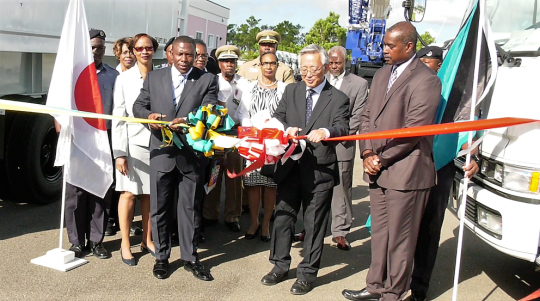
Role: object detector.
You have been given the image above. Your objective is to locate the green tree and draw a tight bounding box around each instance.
[416,31,436,50]
[226,24,237,45]
[304,12,347,50]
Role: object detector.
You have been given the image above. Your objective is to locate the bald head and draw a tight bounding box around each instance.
[383,21,417,65]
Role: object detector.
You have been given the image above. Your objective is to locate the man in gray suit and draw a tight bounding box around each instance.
[133,36,218,281]
[342,22,441,301]
[326,45,369,251]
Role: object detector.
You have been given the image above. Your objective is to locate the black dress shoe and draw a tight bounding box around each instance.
[198,233,206,243]
[410,289,427,301]
[225,221,241,232]
[342,288,381,301]
[245,225,260,239]
[184,260,213,281]
[260,234,271,242]
[261,272,287,286]
[87,241,109,259]
[130,225,142,236]
[104,224,117,236]
[140,244,156,257]
[293,229,305,242]
[290,280,312,295]
[153,259,169,279]
[69,244,84,258]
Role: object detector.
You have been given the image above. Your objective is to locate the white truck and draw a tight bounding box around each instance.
[0,0,187,204]
[451,0,540,268]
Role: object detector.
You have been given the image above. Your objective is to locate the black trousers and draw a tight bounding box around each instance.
[411,162,455,292]
[150,167,205,262]
[65,183,112,245]
[270,163,333,283]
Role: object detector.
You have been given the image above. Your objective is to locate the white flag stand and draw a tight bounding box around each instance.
[31,135,87,271]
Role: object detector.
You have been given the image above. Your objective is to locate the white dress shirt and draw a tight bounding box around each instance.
[218,73,249,124]
[393,54,416,80]
[329,70,345,90]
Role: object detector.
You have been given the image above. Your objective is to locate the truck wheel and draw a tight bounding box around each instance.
[6,113,62,204]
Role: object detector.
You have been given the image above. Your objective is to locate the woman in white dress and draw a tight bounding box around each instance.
[113,37,135,73]
[112,33,157,265]
[236,52,287,242]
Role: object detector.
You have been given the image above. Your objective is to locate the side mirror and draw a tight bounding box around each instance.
[403,0,426,22]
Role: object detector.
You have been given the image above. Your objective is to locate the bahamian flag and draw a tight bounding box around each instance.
[432,0,496,170]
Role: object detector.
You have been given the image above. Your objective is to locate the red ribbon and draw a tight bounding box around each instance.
[294,117,538,141]
[227,146,266,178]
[238,126,288,144]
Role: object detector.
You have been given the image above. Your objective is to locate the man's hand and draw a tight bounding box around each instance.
[307,129,327,143]
[287,127,302,143]
[170,117,186,132]
[116,157,129,176]
[463,160,479,179]
[362,150,381,175]
[148,113,165,130]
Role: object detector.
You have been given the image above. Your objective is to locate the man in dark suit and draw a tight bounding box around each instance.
[261,44,350,295]
[133,36,218,281]
[342,22,441,301]
[326,45,369,251]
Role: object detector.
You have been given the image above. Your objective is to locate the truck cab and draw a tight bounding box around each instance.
[451,0,540,266]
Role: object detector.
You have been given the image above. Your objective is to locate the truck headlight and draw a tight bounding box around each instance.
[502,165,540,194]
[477,206,502,236]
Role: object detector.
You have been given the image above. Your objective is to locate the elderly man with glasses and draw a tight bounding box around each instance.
[260,44,350,295]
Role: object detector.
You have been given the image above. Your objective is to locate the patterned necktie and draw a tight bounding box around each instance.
[306,89,316,124]
[173,74,185,110]
[386,66,398,95]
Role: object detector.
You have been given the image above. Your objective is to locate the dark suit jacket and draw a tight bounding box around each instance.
[272,80,350,192]
[133,66,218,173]
[325,71,369,161]
[359,58,441,190]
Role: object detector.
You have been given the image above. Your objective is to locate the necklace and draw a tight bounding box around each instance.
[259,79,277,87]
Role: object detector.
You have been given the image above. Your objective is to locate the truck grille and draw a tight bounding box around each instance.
[465,196,477,222]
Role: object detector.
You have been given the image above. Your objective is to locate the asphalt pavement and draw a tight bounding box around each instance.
[1,156,539,300]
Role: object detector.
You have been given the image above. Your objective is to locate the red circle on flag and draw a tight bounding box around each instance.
[74,64,106,130]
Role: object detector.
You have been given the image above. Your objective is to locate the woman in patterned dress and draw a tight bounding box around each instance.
[236,52,287,242]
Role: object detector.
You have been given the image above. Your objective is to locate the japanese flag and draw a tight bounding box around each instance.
[46,0,113,198]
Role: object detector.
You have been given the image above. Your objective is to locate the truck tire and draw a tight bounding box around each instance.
[6,113,62,204]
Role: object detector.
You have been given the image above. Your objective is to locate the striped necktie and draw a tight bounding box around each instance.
[173,74,185,110]
[386,66,398,95]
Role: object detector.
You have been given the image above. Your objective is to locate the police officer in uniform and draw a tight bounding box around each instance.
[237,30,295,84]
[63,29,119,259]
[162,37,175,68]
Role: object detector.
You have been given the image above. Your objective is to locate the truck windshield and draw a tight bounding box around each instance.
[487,0,540,42]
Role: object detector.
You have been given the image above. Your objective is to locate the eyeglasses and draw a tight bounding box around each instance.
[300,66,323,75]
[260,61,278,67]
[196,53,209,60]
[134,46,154,52]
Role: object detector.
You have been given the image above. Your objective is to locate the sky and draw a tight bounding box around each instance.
[217,0,473,44]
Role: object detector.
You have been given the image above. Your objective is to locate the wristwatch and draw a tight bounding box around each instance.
[470,154,480,165]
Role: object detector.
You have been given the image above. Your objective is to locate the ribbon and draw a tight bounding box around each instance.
[293,117,538,142]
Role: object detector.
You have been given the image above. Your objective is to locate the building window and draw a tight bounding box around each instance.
[196,31,203,40]
[208,34,214,48]
[215,36,220,48]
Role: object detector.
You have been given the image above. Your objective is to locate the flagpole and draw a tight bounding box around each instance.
[452,0,485,300]
[58,156,69,250]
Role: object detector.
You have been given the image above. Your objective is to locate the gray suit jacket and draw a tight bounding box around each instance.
[359,58,441,190]
[326,71,369,161]
[273,80,350,192]
[132,66,218,173]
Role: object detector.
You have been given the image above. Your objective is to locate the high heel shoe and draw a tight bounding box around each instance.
[140,243,156,257]
[120,249,136,266]
[245,225,260,239]
[261,227,271,242]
